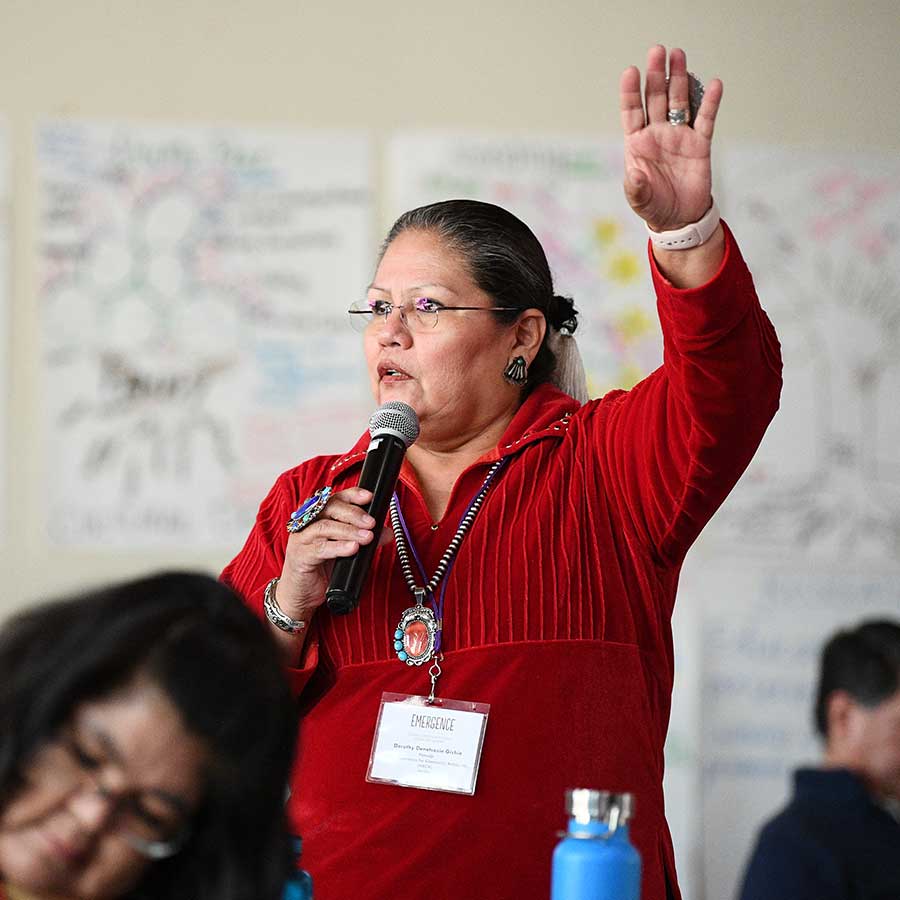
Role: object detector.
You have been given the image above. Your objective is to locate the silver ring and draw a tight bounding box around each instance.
[667,108,689,126]
[286,486,333,533]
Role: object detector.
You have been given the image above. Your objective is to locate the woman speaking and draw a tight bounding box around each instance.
[223,45,783,900]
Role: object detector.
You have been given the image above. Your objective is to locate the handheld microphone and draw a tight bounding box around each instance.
[326,401,420,615]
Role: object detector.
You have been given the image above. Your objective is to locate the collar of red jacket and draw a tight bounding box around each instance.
[326,383,582,479]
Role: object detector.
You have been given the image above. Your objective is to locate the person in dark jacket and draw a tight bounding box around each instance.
[738,619,900,900]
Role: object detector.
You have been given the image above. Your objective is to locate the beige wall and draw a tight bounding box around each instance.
[0,0,898,611]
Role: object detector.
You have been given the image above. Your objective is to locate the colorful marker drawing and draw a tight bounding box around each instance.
[39,121,372,547]
[710,147,900,561]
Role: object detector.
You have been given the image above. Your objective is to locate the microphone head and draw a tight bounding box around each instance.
[368,401,420,448]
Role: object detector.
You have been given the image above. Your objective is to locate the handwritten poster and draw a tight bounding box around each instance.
[682,147,900,900]
[709,148,900,562]
[39,121,373,547]
[388,132,660,397]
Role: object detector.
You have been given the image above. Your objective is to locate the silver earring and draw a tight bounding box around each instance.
[503,355,528,386]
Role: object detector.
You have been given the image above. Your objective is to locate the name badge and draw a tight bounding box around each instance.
[366,692,490,795]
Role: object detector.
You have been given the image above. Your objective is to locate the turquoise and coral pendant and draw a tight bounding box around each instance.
[393,590,438,666]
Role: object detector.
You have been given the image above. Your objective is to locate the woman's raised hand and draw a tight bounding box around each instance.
[620,45,723,232]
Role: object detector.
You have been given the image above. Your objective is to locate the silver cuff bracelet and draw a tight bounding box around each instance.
[263,577,307,634]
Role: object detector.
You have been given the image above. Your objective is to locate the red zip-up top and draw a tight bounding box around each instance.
[222,224,782,900]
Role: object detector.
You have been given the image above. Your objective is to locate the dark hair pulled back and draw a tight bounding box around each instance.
[381,199,579,389]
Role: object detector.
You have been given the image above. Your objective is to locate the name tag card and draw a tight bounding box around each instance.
[367,692,490,795]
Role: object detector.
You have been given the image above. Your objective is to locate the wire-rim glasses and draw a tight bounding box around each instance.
[348,298,521,334]
[29,730,193,860]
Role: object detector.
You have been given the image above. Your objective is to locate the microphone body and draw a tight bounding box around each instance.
[326,402,419,615]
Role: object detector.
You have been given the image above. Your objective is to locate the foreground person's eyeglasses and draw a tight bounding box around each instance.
[30,732,192,860]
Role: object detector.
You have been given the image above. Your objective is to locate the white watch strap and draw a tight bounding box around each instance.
[646,200,721,250]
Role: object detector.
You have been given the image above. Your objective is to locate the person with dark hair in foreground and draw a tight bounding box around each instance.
[738,620,900,900]
[0,571,298,900]
[224,44,782,900]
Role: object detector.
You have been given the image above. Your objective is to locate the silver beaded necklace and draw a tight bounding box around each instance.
[389,458,508,686]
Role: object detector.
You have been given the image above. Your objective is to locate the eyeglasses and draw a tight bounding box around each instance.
[348,298,521,334]
[29,731,192,860]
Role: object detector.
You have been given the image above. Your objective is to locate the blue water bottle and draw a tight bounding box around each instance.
[282,836,314,900]
[551,789,641,900]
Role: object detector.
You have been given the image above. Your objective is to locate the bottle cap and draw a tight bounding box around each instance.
[565,788,634,826]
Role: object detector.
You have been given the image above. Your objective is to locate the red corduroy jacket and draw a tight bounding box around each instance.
[223,225,782,900]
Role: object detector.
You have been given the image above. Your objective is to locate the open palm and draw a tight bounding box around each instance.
[620,45,723,231]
